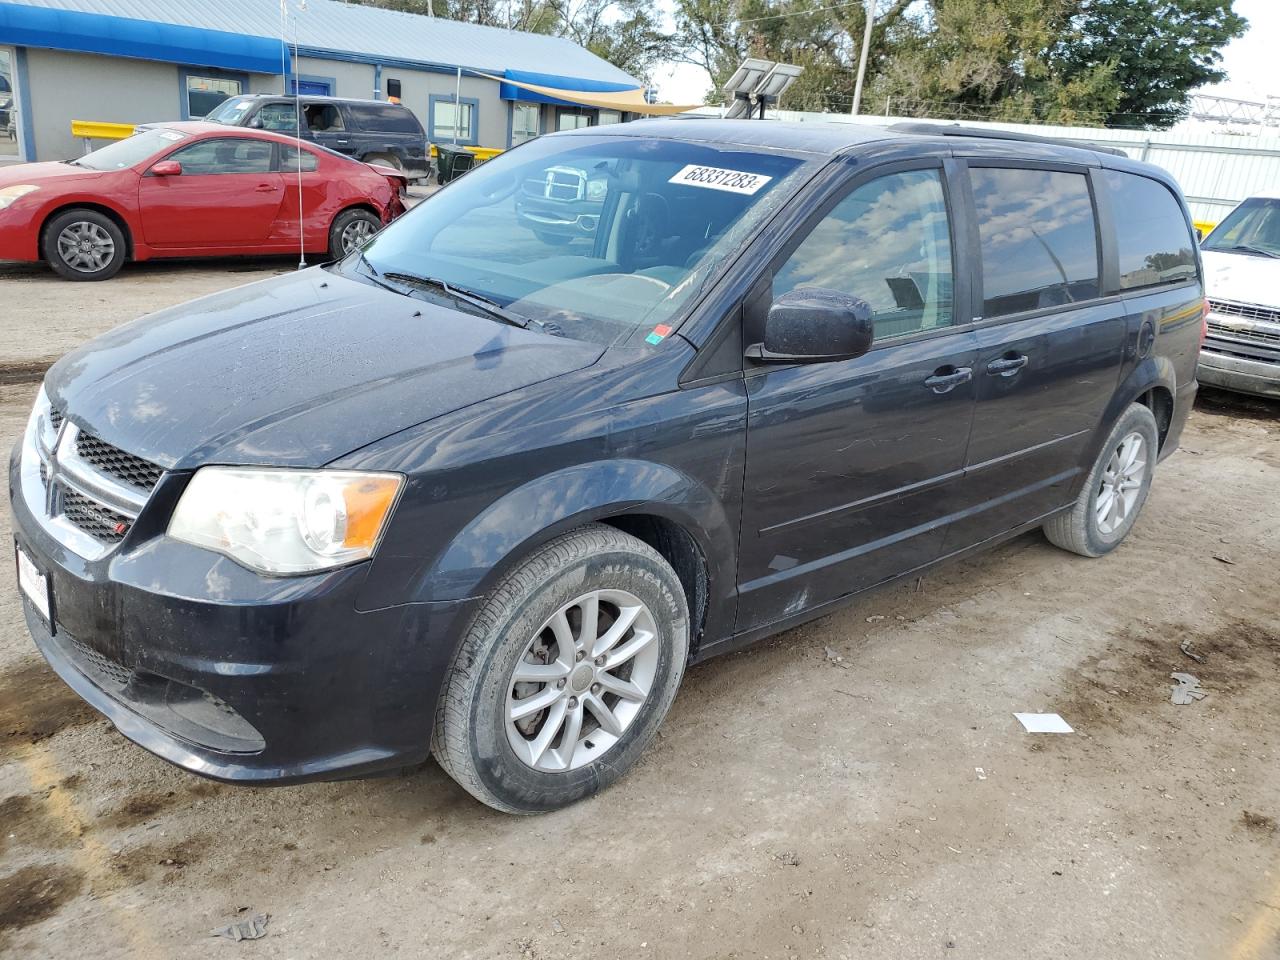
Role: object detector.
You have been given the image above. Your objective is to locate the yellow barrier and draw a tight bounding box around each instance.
[1194,220,1216,237]
[71,120,135,142]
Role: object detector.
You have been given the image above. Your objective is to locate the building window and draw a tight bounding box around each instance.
[429,94,478,145]
[511,102,539,145]
[556,108,593,131]
[185,74,244,119]
[598,109,622,125]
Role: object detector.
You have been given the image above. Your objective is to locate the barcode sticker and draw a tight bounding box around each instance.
[668,164,773,195]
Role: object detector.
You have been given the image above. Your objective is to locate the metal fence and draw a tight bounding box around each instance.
[733,109,1280,229]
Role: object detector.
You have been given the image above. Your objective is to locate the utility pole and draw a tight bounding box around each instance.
[851,0,874,116]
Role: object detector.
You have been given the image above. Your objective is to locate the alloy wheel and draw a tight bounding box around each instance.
[506,589,659,773]
[56,221,115,274]
[1095,431,1146,535]
[340,219,375,254]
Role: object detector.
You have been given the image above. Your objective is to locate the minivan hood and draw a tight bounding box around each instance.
[1202,249,1280,309]
[45,269,604,469]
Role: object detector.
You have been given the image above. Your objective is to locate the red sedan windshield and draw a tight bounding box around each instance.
[72,128,190,171]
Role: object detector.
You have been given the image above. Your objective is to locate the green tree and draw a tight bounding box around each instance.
[1051,0,1248,128]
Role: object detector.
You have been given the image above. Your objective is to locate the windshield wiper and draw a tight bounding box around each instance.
[381,272,555,333]
[352,249,408,295]
[1221,244,1280,259]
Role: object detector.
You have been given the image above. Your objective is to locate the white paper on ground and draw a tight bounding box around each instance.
[1014,712,1074,734]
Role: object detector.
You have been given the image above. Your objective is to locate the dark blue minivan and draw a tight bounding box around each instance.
[11,120,1204,812]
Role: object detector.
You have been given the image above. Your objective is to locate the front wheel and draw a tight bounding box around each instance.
[1044,402,1159,557]
[431,524,689,813]
[42,208,127,281]
[328,208,382,260]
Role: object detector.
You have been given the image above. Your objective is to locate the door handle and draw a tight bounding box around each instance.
[255,183,278,192]
[986,354,1029,377]
[923,366,973,393]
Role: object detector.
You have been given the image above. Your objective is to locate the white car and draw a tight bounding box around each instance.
[1198,195,1280,398]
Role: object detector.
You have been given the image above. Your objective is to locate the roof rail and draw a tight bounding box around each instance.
[888,122,1129,158]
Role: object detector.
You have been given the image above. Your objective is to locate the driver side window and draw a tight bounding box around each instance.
[773,168,954,341]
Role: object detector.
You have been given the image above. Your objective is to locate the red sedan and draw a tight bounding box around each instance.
[0,122,406,280]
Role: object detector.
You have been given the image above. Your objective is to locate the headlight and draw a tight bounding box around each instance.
[26,384,57,456]
[0,184,40,209]
[586,178,608,201]
[168,467,403,575]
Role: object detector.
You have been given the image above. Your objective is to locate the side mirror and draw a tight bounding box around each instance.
[746,287,874,364]
[247,117,264,129]
[150,160,182,177]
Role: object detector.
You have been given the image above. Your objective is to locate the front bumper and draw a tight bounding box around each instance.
[10,443,476,784]
[1198,350,1280,399]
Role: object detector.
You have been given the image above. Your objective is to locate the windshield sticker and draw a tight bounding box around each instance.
[645,324,673,345]
[668,164,773,195]
[158,130,186,141]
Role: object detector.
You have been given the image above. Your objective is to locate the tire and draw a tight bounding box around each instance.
[431,523,690,814]
[327,208,382,260]
[42,208,127,281]
[1044,403,1159,557]
[365,152,405,174]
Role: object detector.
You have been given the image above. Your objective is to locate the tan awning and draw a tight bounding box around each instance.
[474,71,700,116]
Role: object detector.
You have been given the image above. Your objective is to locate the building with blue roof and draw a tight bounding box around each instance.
[0,0,647,162]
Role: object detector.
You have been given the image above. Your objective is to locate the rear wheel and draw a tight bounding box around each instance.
[1044,403,1158,557]
[327,208,381,260]
[42,208,127,281]
[431,524,689,813]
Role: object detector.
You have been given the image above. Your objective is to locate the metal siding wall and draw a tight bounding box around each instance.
[384,68,504,147]
[296,56,373,100]
[24,48,176,159]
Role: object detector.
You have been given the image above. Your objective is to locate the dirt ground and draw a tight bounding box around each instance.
[1,260,1279,960]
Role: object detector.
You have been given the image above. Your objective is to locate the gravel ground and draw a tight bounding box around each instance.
[1,262,1279,960]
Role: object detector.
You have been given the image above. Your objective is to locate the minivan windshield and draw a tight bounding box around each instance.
[70,127,188,170]
[1202,197,1280,259]
[356,134,809,345]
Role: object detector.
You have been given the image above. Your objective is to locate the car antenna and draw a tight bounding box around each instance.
[282,0,308,268]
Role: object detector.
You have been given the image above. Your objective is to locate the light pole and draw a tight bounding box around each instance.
[851,0,874,116]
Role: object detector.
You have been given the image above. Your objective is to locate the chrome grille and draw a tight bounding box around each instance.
[74,432,164,492]
[1208,299,1280,324]
[49,408,64,432]
[62,488,131,543]
[1207,318,1280,347]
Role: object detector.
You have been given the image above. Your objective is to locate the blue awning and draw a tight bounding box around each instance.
[0,3,287,75]
[500,68,636,107]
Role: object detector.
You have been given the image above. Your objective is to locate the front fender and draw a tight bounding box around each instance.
[420,458,734,607]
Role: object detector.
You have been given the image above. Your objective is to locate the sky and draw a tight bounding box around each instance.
[651,0,1280,113]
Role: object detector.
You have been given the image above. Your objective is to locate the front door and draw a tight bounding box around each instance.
[138,137,283,247]
[737,164,979,633]
[942,163,1127,551]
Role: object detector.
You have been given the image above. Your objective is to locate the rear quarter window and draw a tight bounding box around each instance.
[346,103,423,134]
[1103,170,1198,291]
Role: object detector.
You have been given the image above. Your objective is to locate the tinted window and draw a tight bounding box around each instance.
[280,144,318,173]
[257,102,298,132]
[168,138,274,175]
[347,102,422,134]
[1200,196,1280,260]
[773,169,954,341]
[971,167,1099,317]
[303,103,344,132]
[1105,170,1198,289]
